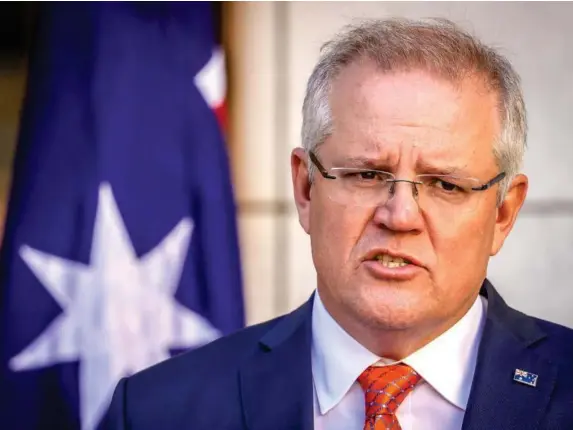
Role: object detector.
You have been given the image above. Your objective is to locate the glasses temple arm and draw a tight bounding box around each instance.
[309,151,336,179]
[471,172,506,191]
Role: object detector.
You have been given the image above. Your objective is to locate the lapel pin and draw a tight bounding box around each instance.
[513,369,538,387]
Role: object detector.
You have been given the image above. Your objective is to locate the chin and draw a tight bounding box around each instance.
[349,286,432,331]
[363,308,425,332]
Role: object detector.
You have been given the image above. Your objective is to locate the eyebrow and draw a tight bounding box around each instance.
[334,156,471,176]
[416,160,471,176]
[334,156,390,170]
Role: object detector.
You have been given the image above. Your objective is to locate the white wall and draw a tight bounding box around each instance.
[229,2,573,329]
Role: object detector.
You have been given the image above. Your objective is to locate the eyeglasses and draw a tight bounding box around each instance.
[308,150,505,214]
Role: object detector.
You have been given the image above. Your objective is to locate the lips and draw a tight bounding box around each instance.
[362,249,424,268]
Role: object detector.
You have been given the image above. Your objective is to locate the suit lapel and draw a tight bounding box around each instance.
[462,281,557,430]
[239,296,315,430]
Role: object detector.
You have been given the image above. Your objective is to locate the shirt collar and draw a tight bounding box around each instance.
[311,290,487,415]
[403,295,487,409]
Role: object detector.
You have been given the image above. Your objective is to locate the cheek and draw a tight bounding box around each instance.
[430,213,495,268]
[310,196,368,264]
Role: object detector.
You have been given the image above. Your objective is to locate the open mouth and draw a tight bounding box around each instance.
[373,253,412,268]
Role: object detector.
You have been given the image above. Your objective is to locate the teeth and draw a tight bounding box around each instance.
[375,254,410,268]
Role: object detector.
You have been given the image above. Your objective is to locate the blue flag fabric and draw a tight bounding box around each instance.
[0,3,244,429]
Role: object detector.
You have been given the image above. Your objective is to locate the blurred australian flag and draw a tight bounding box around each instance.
[0,3,244,430]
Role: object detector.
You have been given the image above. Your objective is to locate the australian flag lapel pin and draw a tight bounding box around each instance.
[513,369,539,387]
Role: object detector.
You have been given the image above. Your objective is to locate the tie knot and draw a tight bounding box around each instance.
[358,363,421,421]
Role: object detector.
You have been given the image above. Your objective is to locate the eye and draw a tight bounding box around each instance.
[436,179,458,191]
[341,170,383,180]
[358,171,379,180]
[429,177,465,193]
[338,169,391,185]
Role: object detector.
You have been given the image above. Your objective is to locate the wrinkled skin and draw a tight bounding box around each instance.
[291,60,528,359]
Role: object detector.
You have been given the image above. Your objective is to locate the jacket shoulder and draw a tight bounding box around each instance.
[108,315,287,428]
[130,314,285,387]
[531,316,573,364]
[488,282,573,365]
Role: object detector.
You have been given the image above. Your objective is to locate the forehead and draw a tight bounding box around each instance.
[326,60,501,168]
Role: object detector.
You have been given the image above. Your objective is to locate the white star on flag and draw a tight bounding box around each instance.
[9,182,221,430]
[194,47,226,111]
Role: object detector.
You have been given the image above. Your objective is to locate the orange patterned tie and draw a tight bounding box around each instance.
[357,363,422,430]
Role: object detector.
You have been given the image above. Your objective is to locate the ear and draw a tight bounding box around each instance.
[291,147,312,234]
[490,174,528,256]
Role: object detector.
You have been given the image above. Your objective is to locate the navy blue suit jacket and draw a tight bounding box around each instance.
[101,280,573,429]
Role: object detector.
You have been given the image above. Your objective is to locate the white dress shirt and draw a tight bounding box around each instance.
[311,291,487,430]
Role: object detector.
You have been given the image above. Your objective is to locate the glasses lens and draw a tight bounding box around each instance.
[322,170,486,215]
[416,174,482,216]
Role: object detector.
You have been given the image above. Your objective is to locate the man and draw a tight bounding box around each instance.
[103,18,573,430]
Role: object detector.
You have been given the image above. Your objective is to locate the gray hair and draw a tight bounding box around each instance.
[301,18,527,204]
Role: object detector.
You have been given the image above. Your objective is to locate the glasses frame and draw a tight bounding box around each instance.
[308,150,506,192]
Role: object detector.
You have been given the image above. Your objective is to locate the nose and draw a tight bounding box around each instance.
[373,180,424,232]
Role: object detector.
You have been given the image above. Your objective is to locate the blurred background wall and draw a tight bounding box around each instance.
[1,2,572,329]
[225,1,573,328]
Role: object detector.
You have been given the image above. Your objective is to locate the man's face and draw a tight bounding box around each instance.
[291,61,527,339]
